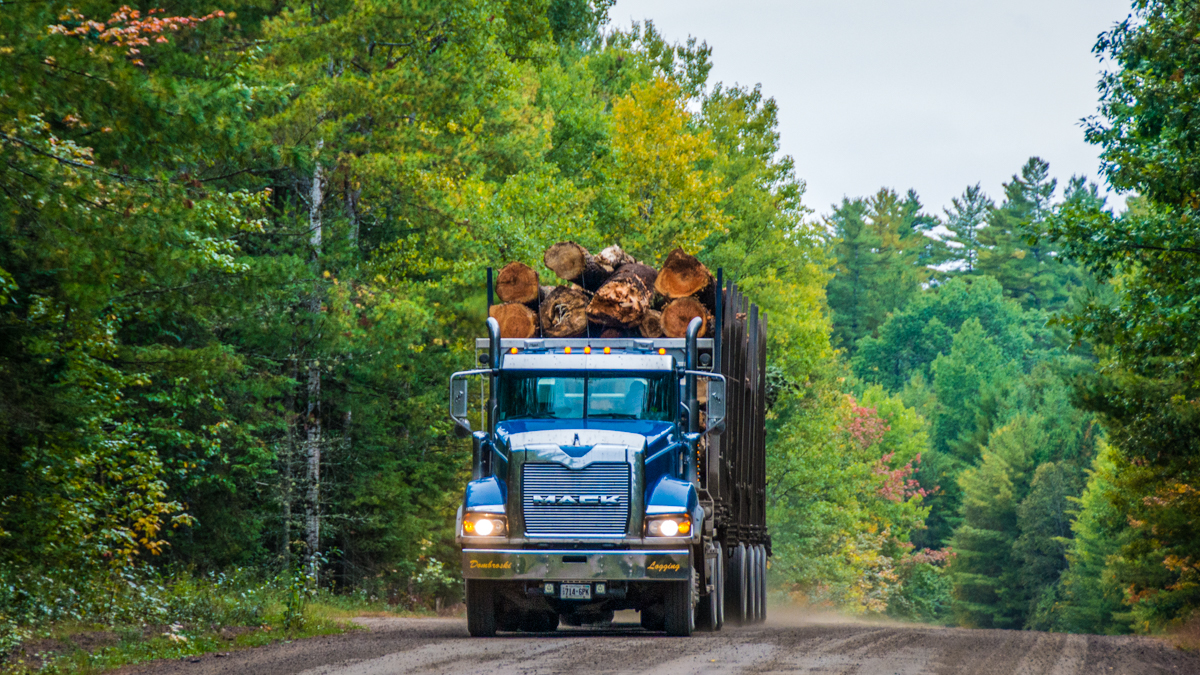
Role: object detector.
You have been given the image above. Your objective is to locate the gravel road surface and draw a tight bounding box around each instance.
[122,614,1200,675]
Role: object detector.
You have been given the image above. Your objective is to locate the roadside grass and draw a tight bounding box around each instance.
[0,567,447,674]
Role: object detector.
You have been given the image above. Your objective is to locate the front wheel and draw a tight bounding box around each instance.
[465,579,497,637]
[664,578,695,636]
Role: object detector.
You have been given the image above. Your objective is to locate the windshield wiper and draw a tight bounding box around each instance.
[588,413,640,419]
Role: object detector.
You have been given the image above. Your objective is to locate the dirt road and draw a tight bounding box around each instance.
[123,614,1200,675]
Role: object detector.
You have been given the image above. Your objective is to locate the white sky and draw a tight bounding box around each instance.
[609,0,1133,219]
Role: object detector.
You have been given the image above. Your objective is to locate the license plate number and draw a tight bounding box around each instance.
[560,583,591,600]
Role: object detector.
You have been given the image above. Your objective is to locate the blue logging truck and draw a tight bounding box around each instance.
[449,247,769,636]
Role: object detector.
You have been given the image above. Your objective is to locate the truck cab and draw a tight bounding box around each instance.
[451,274,769,637]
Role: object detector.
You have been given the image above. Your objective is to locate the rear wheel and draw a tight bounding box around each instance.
[664,578,695,636]
[757,545,768,623]
[747,545,760,623]
[465,579,497,637]
[727,543,748,625]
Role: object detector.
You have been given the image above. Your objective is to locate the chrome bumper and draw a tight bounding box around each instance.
[461,549,690,581]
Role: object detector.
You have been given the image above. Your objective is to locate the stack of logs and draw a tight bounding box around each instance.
[488,243,717,339]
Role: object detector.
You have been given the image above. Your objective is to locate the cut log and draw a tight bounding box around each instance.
[639,309,664,338]
[621,262,658,293]
[597,244,636,271]
[587,266,652,327]
[544,242,589,282]
[539,286,590,338]
[662,296,712,338]
[655,248,714,300]
[490,302,538,339]
[599,328,624,339]
[496,262,539,304]
[580,259,612,292]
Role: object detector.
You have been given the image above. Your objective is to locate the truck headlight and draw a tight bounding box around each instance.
[463,513,507,537]
[645,514,691,537]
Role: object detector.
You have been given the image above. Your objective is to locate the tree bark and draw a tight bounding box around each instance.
[587,265,652,327]
[305,141,324,569]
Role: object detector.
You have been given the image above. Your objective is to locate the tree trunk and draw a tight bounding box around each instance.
[655,248,714,301]
[544,242,590,281]
[639,309,664,338]
[588,265,652,327]
[662,296,712,337]
[305,141,324,571]
[496,262,539,304]
[544,242,611,291]
[539,286,591,338]
[597,244,636,271]
[490,302,539,338]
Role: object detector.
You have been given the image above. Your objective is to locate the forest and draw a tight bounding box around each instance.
[0,0,1198,660]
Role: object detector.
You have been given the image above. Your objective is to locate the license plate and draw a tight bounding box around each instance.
[560,583,592,600]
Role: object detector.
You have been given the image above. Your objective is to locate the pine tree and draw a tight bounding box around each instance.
[943,184,994,274]
[976,158,1081,312]
[1015,462,1082,629]
[826,189,930,352]
[949,415,1041,628]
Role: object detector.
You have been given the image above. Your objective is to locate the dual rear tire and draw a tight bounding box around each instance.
[724,543,767,625]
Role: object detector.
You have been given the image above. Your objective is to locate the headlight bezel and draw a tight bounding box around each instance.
[644,513,692,538]
[462,512,508,537]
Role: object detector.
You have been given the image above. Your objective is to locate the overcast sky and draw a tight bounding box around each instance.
[609,0,1133,219]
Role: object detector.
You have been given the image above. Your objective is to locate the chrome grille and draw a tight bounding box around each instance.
[522,463,631,537]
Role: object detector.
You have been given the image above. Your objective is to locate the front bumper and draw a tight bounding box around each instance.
[461,549,690,581]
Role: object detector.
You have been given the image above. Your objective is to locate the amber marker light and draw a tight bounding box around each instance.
[510,347,518,354]
[583,346,592,354]
[658,348,667,355]
[603,347,611,354]
[564,346,572,354]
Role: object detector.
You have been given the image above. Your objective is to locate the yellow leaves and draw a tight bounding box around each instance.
[605,78,729,256]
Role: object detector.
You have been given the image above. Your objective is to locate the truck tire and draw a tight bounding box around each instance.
[748,544,760,623]
[465,579,497,637]
[664,579,695,636]
[640,604,665,632]
[757,544,768,623]
[714,551,725,629]
[727,542,748,625]
[696,551,720,632]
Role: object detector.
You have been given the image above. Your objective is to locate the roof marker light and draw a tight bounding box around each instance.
[583,346,592,354]
[510,347,519,354]
[564,346,572,354]
[603,347,611,354]
[658,348,667,355]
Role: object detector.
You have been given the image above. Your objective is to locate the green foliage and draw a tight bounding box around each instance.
[1042,0,1200,631]
[825,190,933,352]
[1054,442,1131,634]
[853,277,1038,393]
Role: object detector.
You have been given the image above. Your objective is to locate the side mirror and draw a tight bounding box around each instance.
[706,377,726,431]
[451,377,471,428]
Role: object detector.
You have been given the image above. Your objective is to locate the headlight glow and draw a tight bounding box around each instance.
[645,514,692,537]
[463,513,507,537]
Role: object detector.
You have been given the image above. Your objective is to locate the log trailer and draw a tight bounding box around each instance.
[450,269,769,636]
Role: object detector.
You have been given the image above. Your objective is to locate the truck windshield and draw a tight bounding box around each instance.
[498,373,674,422]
